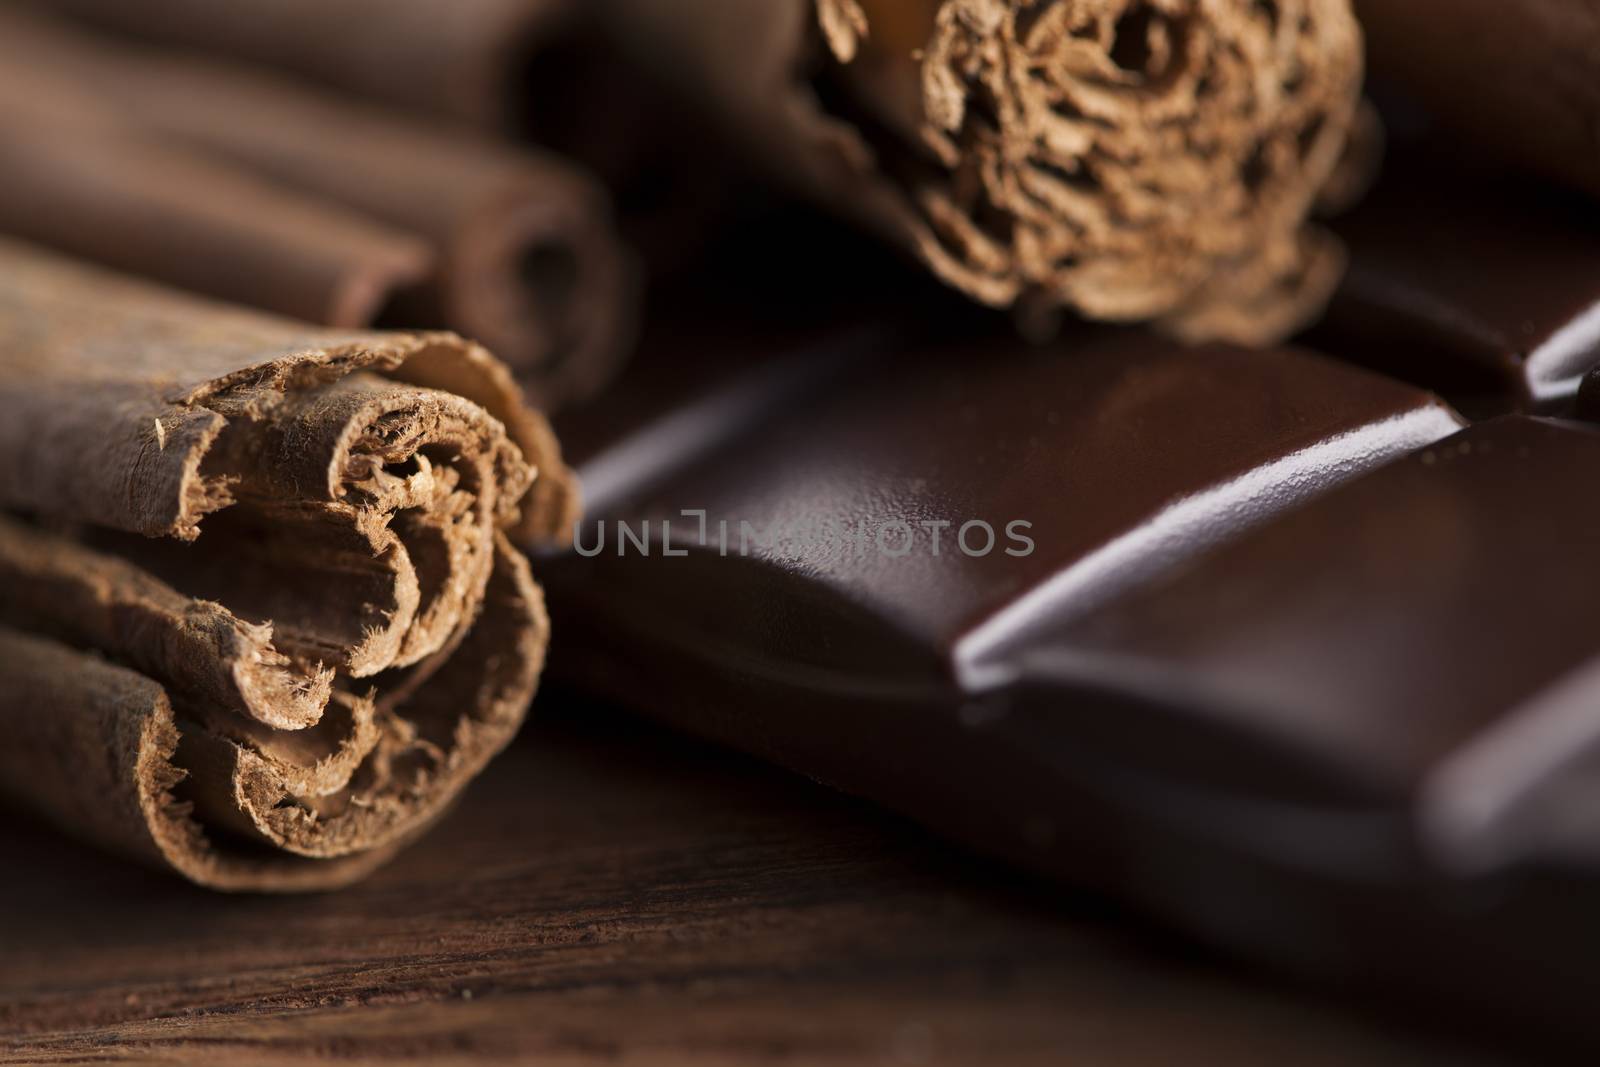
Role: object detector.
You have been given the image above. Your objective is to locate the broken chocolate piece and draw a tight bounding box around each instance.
[544,325,1462,777]
[1010,416,1600,1043]
[1313,154,1600,412]
[1039,416,1600,839]
[544,327,1600,1045]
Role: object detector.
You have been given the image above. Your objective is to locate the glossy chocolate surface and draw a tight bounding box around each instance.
[1315,155,1600,411]
[528,153,1600,1050]
[1038,417,1600,856]
[542,313,1600,1052]
[554,329,1461,690]
[545,326,1467,860]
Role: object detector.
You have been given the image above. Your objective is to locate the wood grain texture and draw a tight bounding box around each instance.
[0,699,1509,1065]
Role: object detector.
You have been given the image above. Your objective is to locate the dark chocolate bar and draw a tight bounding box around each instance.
[543,326,1460,852]
[1007,414,1600,1044]
[1313,152,1600,414]
[540,323,1600,1048]
[555,329,1458,687]
[1038,415,1600,821]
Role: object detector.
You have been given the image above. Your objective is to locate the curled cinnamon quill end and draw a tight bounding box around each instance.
[819,0,1365,345]
[0,240,567,890]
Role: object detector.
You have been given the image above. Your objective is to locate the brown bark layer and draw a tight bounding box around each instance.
[26,0,576,131]
[0,53,430,330]
[28,0,1360,344]
[0,8,637,409]
[590,0,1362,346]
[0,238,572,890]
[1355,0,1600,200]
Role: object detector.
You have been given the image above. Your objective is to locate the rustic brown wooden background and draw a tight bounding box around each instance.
[0,696,1510,1065]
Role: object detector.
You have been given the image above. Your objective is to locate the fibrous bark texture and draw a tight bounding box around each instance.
[0,238,573,890]
[605,0,1364,344]
[29,0,1361,344]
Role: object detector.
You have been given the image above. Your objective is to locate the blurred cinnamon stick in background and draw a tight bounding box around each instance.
[23,0,577,131]
[589,0,1366,345]
[0,79,431,330]
[0,238,569,890]
[0,7,637,409]
[31,0,1364,347]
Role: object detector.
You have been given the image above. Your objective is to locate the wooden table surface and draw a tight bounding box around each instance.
[0,696,1512,1065]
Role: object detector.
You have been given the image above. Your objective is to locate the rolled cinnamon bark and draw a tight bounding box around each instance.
[29,0,1360,342]
[26,0,576,131]
[0,61,431,330]
[0,238,574,890]
[25,0,741,282]
[0,8,637,409]
[592,0,1365,345]
[1354,0,1600,200]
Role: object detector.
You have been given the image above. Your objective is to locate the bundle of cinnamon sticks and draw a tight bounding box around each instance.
[0,238,571,889]
[0,5,637,411]
[18,0,1368,346]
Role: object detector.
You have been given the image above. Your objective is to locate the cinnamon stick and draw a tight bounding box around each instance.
[588,0,1365,346]
[26,0,576,131]
[0,60,430,330]
[0,238,574,890]
[0,8,637,409]
[1353,0,1600,200]
[30,0,1362,343]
